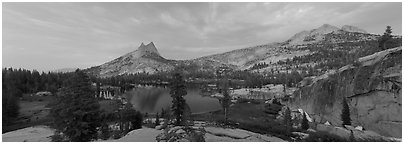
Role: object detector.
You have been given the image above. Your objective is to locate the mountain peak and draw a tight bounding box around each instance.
[285,24,370,46]
[341,25,368,33]
[312,24,339,34]
[320,23,334,28]
[138,42,160,56]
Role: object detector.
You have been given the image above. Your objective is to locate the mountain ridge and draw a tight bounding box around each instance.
[86,24,384,77]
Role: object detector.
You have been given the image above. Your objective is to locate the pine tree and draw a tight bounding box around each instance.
[50,69,102,141]
[301,112,309,131]
[341,97,351,126]
[155,112,160,126]
[129,110,143,130]
[220,80,231,124]
[283,107,292,134]
[379,26,393,50]
[100,122,111,140]
[169,72,187,126]
[161,108,166,119]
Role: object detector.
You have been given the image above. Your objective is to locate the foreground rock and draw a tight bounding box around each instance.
[316,124,401,142]
[109,127,162,142]
[2,125,55,142]
[156,125,285,142]
[289,47,402,138]
[204,127,285,142]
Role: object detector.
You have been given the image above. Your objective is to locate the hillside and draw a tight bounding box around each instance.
[288,47,402,138]
[196,24,382,72]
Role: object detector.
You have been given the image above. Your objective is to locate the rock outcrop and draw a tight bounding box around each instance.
[156,125,285,142]
[2,126,55,142]
[289,47,402,138]
[286,24,371,45]
[341,25,368,34]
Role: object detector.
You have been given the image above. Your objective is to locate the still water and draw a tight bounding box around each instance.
[123,86,222,114]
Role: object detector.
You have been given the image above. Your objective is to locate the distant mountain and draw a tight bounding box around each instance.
[341,25,367,33]
[86,42,176,77]
[53,68,77,73]
[86,24,389,77]
[284,24,370,45]
[194,42,311,70]
[195,24,379,70]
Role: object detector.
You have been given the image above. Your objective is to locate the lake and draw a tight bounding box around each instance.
[123,86,222,114]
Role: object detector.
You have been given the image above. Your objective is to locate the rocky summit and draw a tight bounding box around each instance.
[285,24,369,45]
[86,42,175,77]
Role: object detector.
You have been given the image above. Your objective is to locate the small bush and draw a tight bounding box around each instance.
[100,123,111,140]
[51,132,65,142]
[237,98,250,103]
[264,103,283,115]
[111,130,123,139]
[185,128,205,142]
[302,131,348,142]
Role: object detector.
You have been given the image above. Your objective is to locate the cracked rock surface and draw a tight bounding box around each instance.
[289,47,402,138]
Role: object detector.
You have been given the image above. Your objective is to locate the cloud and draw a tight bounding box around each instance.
[2,2,401,71]
[160,13,183,27]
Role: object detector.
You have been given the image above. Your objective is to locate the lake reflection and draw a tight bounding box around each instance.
[123,86,222,114]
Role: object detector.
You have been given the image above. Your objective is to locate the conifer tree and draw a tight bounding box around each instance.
[161,108,166,119]
[301,112,309,131]
[155,112,160,126]
[50,69,102,141]
[100,122,111,140]
[169,72,187,126]
[220,80,231,124]
[283,107,292,133]
[379,26,393,50]
[341,97,351,126]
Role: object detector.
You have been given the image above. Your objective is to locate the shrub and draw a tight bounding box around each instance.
[301,113,309,130]
[303,131,348,142]
[51,132,65,142]
[264,103,283,115]
[100,123,111,140]
[112,130,123,139]
[341,97,351,126]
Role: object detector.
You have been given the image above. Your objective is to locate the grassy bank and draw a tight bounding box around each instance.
[191,99,291,140]
[3,94,54,133]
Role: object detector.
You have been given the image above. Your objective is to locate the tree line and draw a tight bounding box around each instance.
[2,68,75,127]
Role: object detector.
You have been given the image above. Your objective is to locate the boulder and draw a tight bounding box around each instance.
[355,126,363,131]
[316,124,350,138]
[205,127,250,139]
[156,126,205,142]
[316,124,400,142]
[307,128,316,133]
[292,132,309,139]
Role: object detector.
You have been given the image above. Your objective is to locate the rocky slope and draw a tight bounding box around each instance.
[194,43,312,70]
[86,42,176,77]
[3,124,285,142]
[288,47,402,138]
[284,24,370,45]
[2,126,55,142]
[195,24,378,71]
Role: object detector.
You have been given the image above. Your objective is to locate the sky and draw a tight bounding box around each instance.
[2,2,402,71]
